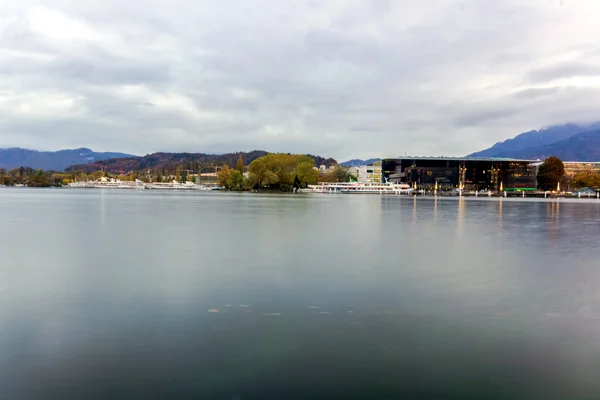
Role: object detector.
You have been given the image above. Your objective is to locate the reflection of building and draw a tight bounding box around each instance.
[382,157,537,191]
[358,161,382,183]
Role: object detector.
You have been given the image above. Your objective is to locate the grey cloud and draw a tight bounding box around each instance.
[489,51,533,66]
[513,87,560,99]
[527,62,600,83]
[48,57,170,86]
[452,107,521,129]
[0,0,599,159]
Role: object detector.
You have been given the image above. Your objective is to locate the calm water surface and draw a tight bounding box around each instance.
[1,189,600,399]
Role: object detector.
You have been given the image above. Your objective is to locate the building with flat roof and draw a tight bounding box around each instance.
[382,157,537,191]
[357,161,382,183]
[562,161,600,177]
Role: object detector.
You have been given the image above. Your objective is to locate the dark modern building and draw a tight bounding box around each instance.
[382,157,537,191]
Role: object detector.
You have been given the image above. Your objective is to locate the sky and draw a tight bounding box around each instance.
[1,0,600,161]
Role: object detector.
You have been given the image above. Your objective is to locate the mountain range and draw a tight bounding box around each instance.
[3,121,599,172]
[67,151,338,174]
[340,158,381,167]
[0,148,134,171]
[467,122,600,161]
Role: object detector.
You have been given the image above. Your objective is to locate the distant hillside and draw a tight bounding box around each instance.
[0,148,135,171]
[489,130,600,161]
[340,158,381,167]
[467,123,600,159]
[67,151,338,173]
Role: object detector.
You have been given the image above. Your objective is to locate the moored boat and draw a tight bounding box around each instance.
[301,182,413,195]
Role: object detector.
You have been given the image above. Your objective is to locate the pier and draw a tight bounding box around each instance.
[415,190,600,199]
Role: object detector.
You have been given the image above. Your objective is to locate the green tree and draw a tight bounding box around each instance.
[247,153,315,191]
[27,169,51,187]
[262,170,279,187]
[292,161,318,187]
[537,156,565,191]
[245,174,258,190]
[236,155,244,175]
[229,170,244,190]
[91,170,104,180]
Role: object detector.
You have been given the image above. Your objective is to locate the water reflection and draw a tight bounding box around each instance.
[412,195,417,222]
[456,196,465,236]
[1,191,600,398]
[100,189,107,229]
[497,199,503,230]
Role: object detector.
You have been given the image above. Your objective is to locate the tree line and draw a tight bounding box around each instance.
[67,150,338,175]
[0,167,69,187]
[217,153,351,191]
[536,156,600,191]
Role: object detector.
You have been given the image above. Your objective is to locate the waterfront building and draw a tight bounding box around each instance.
[358,161,382,183]
[562,162,600,178]
[382,157,537,191]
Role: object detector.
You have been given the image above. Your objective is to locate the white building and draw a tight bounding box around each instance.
[358,161,382,183]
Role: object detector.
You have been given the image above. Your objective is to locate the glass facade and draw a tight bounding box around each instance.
[382,158,537,191]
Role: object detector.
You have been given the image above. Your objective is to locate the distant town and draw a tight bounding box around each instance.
[1,123,600,196]
[1,151,599,199]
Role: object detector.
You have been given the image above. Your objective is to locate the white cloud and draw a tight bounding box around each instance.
[29,6,102,42]
[0,0,599,160]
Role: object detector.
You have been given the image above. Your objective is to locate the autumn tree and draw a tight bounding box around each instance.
[537,156,565,191]
[26,169,51,187]
[329,165,350,182]
[572,172,600,189]
[217,165,233,188]
[236,155,244,175]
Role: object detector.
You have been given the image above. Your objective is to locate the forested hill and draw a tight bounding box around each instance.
[67,151,338,173]
[0,147,134,171]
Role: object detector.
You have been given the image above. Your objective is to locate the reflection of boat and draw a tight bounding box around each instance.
[301,182,413,195]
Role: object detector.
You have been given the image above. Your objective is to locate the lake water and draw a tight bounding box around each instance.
[1,189,600,399]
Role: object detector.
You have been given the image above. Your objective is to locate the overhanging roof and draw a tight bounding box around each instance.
[383,156,537,162]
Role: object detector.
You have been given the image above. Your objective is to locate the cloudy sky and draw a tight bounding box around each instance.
[1,0,599,160]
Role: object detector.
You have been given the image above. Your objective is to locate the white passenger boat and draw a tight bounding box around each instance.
[68,178,146,189]
[340,182,413,194]
[302,182,413,195]
[146,181,198,190]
